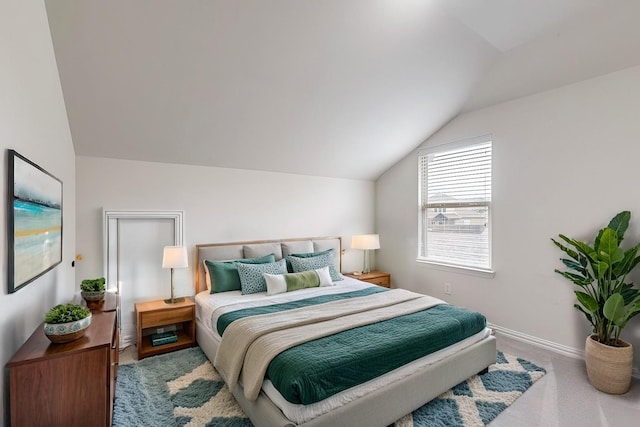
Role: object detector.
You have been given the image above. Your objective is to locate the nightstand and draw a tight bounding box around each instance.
[344,271,391,288]
[135,298,196,359]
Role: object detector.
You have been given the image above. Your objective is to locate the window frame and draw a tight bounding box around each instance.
[417,135,493,275]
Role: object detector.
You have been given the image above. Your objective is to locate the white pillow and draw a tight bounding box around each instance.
[264,266,334,295]
[316,266,334,287]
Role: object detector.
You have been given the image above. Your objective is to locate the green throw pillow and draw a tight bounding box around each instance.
[264,266,334,295]
[204,253,276,293]
[286,270,320,292]
[290,248,333,258]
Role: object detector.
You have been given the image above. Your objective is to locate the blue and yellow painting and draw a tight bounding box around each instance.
[11,152,62,289]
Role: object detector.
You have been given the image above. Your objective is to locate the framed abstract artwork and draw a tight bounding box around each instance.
[7,150,63,293]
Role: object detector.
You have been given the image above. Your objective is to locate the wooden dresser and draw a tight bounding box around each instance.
[6,293,119,427]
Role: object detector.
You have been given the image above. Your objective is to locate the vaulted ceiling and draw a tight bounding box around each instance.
[45,0,640,180]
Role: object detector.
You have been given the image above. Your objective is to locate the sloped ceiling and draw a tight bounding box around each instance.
[45,0,639,180]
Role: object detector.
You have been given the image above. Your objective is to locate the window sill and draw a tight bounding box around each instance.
[415,259,495,279]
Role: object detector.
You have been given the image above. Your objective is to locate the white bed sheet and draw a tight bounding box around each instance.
[196,277,374,338]
[195,278,492,424]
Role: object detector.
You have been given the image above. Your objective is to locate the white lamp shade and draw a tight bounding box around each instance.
[351,234,380,250]
[162,246,188,269]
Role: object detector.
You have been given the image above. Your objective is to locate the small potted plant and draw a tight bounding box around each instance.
[80,277,106,308]
[43,304,92,344]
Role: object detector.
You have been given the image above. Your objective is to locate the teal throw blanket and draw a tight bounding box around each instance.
[218,289,486,405]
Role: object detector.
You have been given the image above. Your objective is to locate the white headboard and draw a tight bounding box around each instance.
[195,236,342,294]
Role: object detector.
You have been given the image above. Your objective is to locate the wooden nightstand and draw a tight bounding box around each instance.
[344,271,391,288]
[135,298,196,359]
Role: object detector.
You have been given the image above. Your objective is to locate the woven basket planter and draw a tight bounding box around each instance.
[585,335,633,394]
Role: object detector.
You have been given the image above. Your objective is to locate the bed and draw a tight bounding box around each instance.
[195,236,496,427]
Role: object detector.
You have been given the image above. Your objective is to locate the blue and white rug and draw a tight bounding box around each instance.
[113,348,545,427]
[392,351,545,426]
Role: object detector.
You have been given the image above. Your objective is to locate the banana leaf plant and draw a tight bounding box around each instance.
[552,211,640,346]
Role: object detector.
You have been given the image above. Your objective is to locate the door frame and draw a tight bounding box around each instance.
[103,210,184,346]
[103,210,184,291]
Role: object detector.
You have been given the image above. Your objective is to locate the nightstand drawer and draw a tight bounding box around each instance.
[344,271,391,288]
[368,276,390,287]
[141,306,192,328]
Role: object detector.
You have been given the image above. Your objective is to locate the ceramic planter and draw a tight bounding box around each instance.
[81,290,105,302]
[44,314,92,344]
[81,290,105,310]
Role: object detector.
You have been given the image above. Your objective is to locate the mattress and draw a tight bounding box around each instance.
[196,278,492,424]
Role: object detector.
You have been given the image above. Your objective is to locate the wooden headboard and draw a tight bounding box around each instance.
[195,236,342,294]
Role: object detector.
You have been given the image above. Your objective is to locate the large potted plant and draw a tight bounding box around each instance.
[552,211,640,394]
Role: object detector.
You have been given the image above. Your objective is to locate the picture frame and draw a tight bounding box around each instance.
[7,150,63,293]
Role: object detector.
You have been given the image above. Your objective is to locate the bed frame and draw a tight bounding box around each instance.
[195,236,496,427]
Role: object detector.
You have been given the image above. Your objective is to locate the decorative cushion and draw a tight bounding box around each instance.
[287,249,343,281]
[237,259,288,294]
[285,248,333,272]
[264,267,334,295]
[204,254,276,293]
[290,248,333,258]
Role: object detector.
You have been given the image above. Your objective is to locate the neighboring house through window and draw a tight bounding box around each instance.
[418,135,492,271]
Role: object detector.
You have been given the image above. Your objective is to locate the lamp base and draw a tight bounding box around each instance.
[363,250,372,274]
[165,268,185,304]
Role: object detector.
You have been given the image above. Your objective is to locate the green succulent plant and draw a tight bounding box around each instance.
[44,304,91,324]
[80,277,106,292]
[552,211,640,346]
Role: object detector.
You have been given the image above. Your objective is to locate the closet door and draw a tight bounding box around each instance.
[117,218,175,346]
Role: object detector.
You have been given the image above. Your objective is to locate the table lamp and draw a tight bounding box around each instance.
[351,234,380,274]
[162,246,188,304]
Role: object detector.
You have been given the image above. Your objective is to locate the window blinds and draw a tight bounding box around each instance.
[420,141,491,208]
[418,137,492,270]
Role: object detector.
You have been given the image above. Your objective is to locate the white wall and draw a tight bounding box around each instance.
[0,1,76,425]
[75,156,375,315]
[377,65,640,372]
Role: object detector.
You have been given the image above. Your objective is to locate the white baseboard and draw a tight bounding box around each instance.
[120,333,136,348]
[488,323,640,379]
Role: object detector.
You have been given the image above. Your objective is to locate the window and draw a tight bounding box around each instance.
[418,136,492,271]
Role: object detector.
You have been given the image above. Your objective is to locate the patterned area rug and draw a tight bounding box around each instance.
[113,348,545,427]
